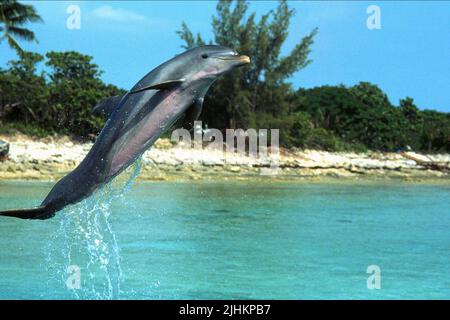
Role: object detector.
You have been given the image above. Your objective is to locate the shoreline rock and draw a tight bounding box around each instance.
[0,134,449,182]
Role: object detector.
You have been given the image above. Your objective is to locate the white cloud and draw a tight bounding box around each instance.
[91,5,147,22]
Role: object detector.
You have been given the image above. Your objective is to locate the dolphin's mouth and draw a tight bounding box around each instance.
[215,55,251,64]
[238,55,251,64]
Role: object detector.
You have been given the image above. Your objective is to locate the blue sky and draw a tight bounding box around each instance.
[1,1,449,112]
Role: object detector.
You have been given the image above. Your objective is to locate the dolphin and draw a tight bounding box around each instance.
[0,45,250,220]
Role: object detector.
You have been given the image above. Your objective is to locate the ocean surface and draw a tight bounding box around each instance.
[0,177,449,299]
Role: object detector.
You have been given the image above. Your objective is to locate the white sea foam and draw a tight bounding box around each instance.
[45,158,142,300]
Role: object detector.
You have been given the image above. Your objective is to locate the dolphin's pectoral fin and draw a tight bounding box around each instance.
[182,98,204,131]
[0,205,55,220]
[130,79,185,94]
[92,95,124,119]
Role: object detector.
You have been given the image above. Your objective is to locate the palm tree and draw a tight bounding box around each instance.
[0,0,43,55]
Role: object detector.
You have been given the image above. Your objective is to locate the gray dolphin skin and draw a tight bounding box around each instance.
[0,45,250,220]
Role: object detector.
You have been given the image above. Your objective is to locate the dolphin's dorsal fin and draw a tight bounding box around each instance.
[130,79,185,94]
[92,95,124,118]
[182,98,204,131]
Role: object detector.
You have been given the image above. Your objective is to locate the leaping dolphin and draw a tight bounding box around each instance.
[0,45,250,220]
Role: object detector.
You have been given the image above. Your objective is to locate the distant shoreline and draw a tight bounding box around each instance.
[0,134,449,182]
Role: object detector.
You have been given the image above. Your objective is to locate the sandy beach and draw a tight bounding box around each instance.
[0,133,449,182]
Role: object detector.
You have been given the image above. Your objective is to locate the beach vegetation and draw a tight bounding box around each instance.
[0,0,448,153]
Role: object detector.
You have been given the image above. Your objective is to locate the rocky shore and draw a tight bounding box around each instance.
[0,134,449,182]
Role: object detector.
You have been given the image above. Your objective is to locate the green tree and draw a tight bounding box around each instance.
[398,97,422,150]
[177,0,318,130]
[44,51,125,137]
[0,51,48,125]
[346,82,405,150]
[0,0,42,54]
[420,110,450,152]
[292,84,413,151]
[400,97,419,120]
[0,50,125,138]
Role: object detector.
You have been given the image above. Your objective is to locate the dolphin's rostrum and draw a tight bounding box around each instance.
[0,45,250,220]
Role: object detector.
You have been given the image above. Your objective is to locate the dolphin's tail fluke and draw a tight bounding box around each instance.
[0,206,55,220]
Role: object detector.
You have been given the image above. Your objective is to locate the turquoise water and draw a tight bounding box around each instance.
[0,178,449,299]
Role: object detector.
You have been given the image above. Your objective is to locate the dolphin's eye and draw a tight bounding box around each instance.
[201,53,208,59]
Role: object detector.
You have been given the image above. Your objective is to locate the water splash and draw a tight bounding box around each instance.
[45,158,142,299]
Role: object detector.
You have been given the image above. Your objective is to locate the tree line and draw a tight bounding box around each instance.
[0,51,125,138]
[0,0,448,152]
[177,0,449,153]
